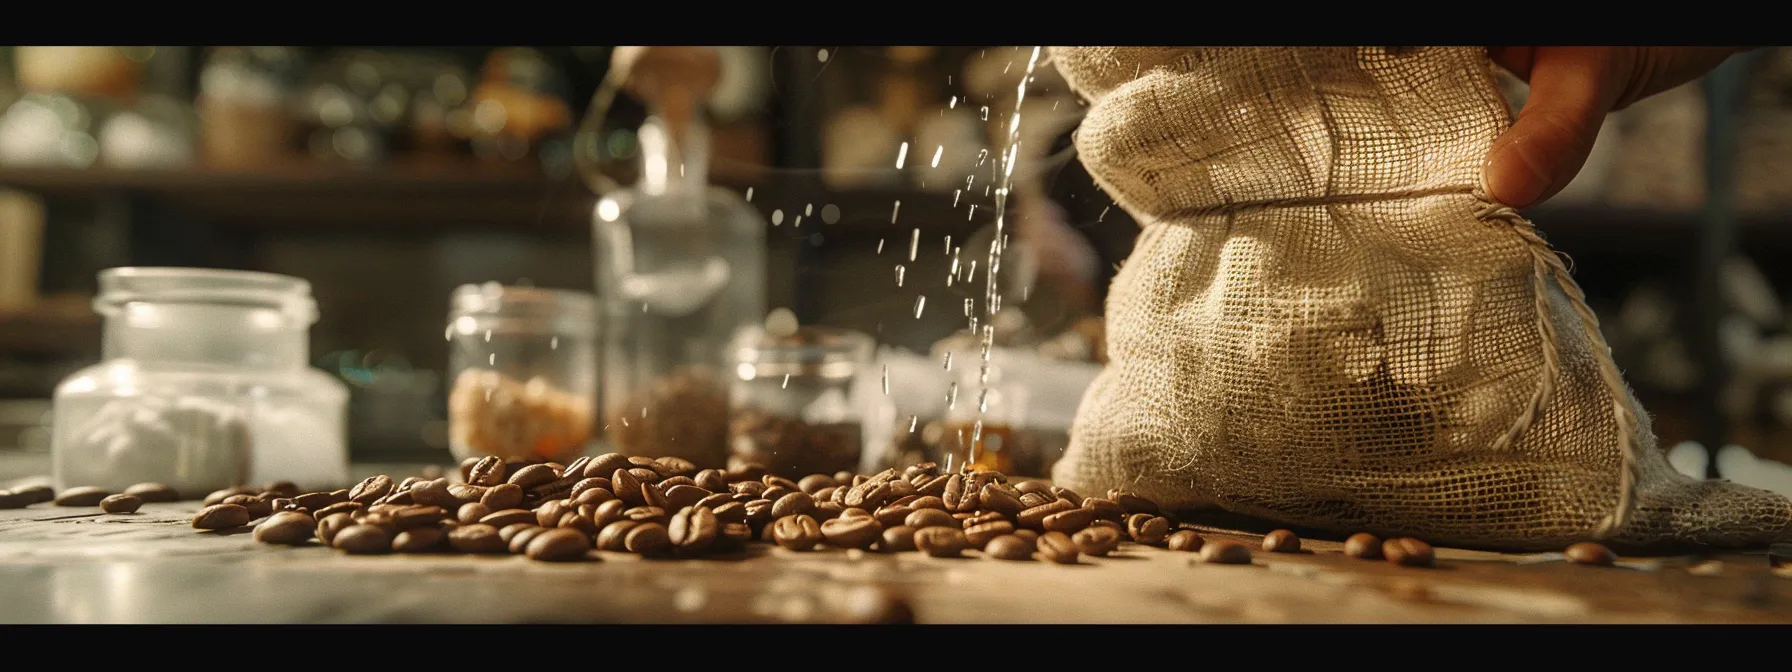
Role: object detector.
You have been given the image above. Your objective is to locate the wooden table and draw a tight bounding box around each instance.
[2,500,1787,624]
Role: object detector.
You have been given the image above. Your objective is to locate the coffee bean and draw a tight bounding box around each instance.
[641,483,670,510]
[915,474,950,498]
[874,505,913,529]
[314,501,363,519]
[292,491,339,511]
[1049,487,1083,507]
[772,514,824,551]
[1011,529,1040,545]
[1017,499,1076,530]
[355,512,398,537]
[610,469,646,506]
[191,503,251,530]
[525,528,591,561]
[1042,508,1096,534]
[1565,542,1616,567]
[459,457,481,481]
[317,513,355,546]
[845,481,891,510]
[348,475,393,505]
[408,479,459,509]
[336,524,393,554]
[457,502,491,525]
[1167,530,1204,552]
[203,486,253,507]
[794,474,833,494]
[447,483,490,503]
[941,474,974,512]
[1261,529,1301,553]
[586,453,631,479]
[977,484,1023,516]
[1036,531,1079,564]
[669,507,720,554]
[480,509,535,529]
[633,458,677,481]
[1382,538,1435,568]
[393,505,449,529]
[1017,493,1050,509]
[914,527,969,558]
[497,522,536,544]
[745,498,778,526]
[1065,527,1119,557]
[272,498,299,512]
[821,517,882,550]
[661,476,700,492]
[662,485,708,512]
[506,464,559,490]
[707,500,744,524]
[252,511,316,545]
[222,494,273,519]
[479,483,524,511]
[509,525,550,554]
[1079,498,1124,522]
[53,486,109,507]
[624,506,669,526]
[763,492,814,523]
[1108,490,1159,516]
[904,496,943,511]
[532,500,569,528]
[465,456,506,486]
[263,481,300,498]
[393,527,444,553]
[569,477,610,501]
[816,501,846,520]
[1126,514,1170,545]
[121,482,179,503]
[555,508,598,536]
[691,469,725,493]
[1199,541,1253,565]
[655,456,697,478]
[0,491,28,509]
[93,493,142,514]
[625,522,673,556]
[731,480,767,499]
[447,524,506,553]
[595,521,639,551]
[573,488,615,508]
[880,525,918,552]
[986,535,1035,561]
[7,484,50,506]
[904,508,957,530]
[1343,533,1383,559]
[964,521,1015,549]
[831,470,856,484]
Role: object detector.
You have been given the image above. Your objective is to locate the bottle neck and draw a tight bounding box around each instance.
[102,302,310,371]
[638,95,710,197]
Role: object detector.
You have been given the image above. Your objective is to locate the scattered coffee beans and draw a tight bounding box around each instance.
[624,523,673,556]
[1343,533,1382,559]
[192,503,251,530]
[985,535,1035,561]
[393,527,444,553]
[773,515,824,551]
[1564,542,1616,566]
[448,524,506,553]
[1073,526,1123,556]
[914,527,969,558]
[880,525,918,553]
[1382,538,1435,568]
[1036,531,1079,564]
[1198,541,1253,565]
[526,528,591,561]
[123,482,180,503]
[1262,529,1300,553]
[54,486,109,507]
[99,494,142,514]
[821,517,882,550]
[1166,530,1204,553]
[254,511,316,545]
[335,525,393,554]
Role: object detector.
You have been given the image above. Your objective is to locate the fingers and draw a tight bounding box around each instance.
[1483,48,1630,208]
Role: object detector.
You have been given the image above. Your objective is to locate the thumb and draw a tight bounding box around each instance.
[1483,48,1627,208]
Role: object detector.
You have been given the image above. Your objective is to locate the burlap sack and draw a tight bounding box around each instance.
[1050,46,1792,551]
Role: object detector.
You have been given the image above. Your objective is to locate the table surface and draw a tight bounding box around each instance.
[2,461,1790,624]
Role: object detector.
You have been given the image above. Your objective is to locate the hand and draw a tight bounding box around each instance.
[1482,47,1746,208]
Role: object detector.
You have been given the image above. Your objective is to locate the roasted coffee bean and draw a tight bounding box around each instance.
[640,483,670,510]
[397,476,422,492]
[366,503,404,516]
[690,469,727,493]
[886,479,917,501]
[457,502,491,525]
[797,474,835,494]
[1199,541,1253,565]
[1342,533,1383,559]
[1262,529,1301,553]
[311,501,360,519]
[348,475,394,505]
[118,482,178,503]
[8,484,51,506]
[759,474,797,491]
[585,498,626,527]
[556,509,600,536]
[657,485,704,512]
[903,462,939,480]
[656,456,698,478]
[627,456,671,478]
[573,487,615,508]
[203,486,252,507]
[335,524,393,554]
[595,521,639,551]
[569,477,610,501]
[625,522,673,556]
[904,508,957,530]
[1041,508,1096,534]
[731,480,767,499]
[292,491,340,511]
[317,513,355,546]
[271,498,300,512]
[1126,514,1170,545]
[692,492,729,510]
[845,481,891,510]
[53,486,109,507]
[480,483,524,511]
[711,501,748,524]
[262,481,300,498]
[498,522,536,544]
[480,509,536,529]
[1167,530,1205,552]
[761,486,794,502]
[393,505,449,529]
[447,524,506,553]
[504,464,557,491]
[767,490,816,520]
[90,493,142,515]
[986,535,1035,561]
[915,474,950,498]
[821,517,882,550]
[1017,492,1051,509]
[669,507,719,553]
[535,500,573,528]
[1017,499,1076,531]
[355,512,399,536]
[508,525,549,554]
[832,470,856,484]
[446,483,488,504]
[1382,538,1435,567]
[254,490,283,502]
[374,489,415,506]
[625,467,662,485]
[624,506,669,526]
[941,475,974,512]
[1010,480,1049,496]
[221,495,272,519]
[816,501,846,520]
[393,527,444,553]
[1011,529,1040,546]
[1565,542,1616,567]
[466,456,507,486]
[1072,526,1123,556]
[0,491,28,509]
[905,495,944,511]
[584,453,630,479]
[839,507,872,521]
[1108,490,1159,516]
[1049,487,1083,507]
[1036,531,1079,564]
[658,475,698,491]
[813,486,840,503]
[1080,498,1125,522]
[879,525,918,552]
[975,484,1022,517]
[254,511,317,545]
[914,526,969,558]
[459,456,481,481]
[526,528,591,562]
[719,522,753,547]
[772,514,824,551]
[874,505,913,529]
[744,499,775,527]
[610,469,645,505]
[964,521,1015,549]
[409,480,458,509]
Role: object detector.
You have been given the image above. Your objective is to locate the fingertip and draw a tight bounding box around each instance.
[1483,136,1549,209]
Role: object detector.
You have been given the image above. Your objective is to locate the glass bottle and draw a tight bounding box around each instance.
[52,268,349,495]
[445,282,598,464]
[593,47,766,468]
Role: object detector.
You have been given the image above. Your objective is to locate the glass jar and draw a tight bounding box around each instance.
[728,326,873,477]
[52,268,349,495]
[445,282,597,464]
[934,342,1034,476]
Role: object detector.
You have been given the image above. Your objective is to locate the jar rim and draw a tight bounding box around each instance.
[95,267,317,322]
[451,282,599,320]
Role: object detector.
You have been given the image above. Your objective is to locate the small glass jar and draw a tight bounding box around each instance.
[935,347,1034,476]
[446,283,598,464]
[728,326,873,477]
[52,268,349,495]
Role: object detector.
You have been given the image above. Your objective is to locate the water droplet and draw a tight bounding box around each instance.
[484,330,492,343]
[804,203,813,216]
[946,382,958,410]
[949,96,957,109]
[782,374,790,389]
[745,187,754,202]
[978,389,989,413]
[943,352,953,371]
[877,238,885,254]
[1098,206,1110,222]
[895,142,909,169]
[772,209,784,226]
[895,265,905,287]
[793,215,803,227]
[930,145,943,168]
[908,229,920,262]
[944,235,952,255]
[488,353,495,365]
[891,200,901,224]
[882,365,889,395]
[913,295,926,319]
[908,415,918,432]
[550,337,559,350]
[817,49,830,62]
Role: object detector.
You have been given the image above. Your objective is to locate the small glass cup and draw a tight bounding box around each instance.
[728,326,874,477]
[445,283,598,464]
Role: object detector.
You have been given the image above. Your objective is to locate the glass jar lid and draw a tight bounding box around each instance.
[450,282,599,338]
[96,267,318,325]
[732,325,872,381]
